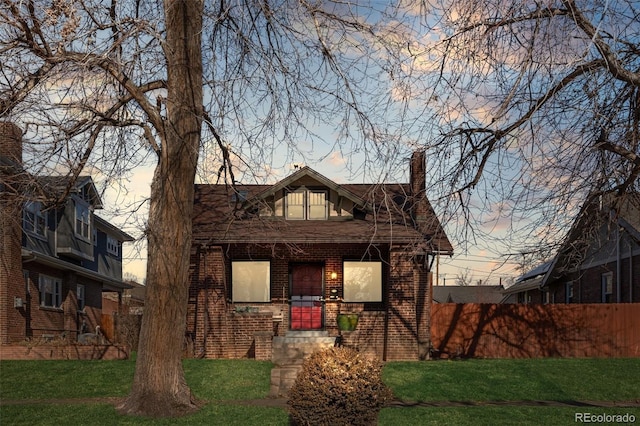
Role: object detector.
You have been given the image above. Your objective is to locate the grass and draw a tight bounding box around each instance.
[1,358,639,425]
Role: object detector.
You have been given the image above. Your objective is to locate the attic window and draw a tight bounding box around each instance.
[286,189,327,220]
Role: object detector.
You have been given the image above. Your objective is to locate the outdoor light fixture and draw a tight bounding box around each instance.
[330,272,338,280]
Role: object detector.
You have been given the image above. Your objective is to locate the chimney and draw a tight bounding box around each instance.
[410,150,427,223]
[0,122,22,171]
[1,122,24,343]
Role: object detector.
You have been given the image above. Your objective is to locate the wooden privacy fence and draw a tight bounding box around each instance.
[431,303,640,358]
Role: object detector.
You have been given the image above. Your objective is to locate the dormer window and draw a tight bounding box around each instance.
[24,201,47,237]
[75,199,91,240]
[286,189,327,220]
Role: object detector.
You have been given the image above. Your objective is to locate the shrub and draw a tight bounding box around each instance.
[287,347,393,426]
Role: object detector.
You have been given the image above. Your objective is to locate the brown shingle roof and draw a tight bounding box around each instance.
[192,178,453,254]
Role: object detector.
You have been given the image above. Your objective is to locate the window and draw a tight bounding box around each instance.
[566,281,574,303]
[285,189,327,220]
[23,201,46,237]
[343,261,382,302]
[544,291,555,304]
[602,272,613,303]
[39,275,61,308]
[23,270,30,295]
[77,284,85,311]
[75,200,91,240]
[231,261,270,302]
[107,236,119,256]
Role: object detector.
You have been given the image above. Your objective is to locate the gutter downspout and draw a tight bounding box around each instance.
[630,241,634,303]
[616,226,622,303]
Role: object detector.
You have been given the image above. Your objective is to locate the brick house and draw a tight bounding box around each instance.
[504,195,640,304]
[0,122,133,344]
[188,151,453,361]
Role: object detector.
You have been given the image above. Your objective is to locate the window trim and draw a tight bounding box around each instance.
[77,284,85,311]
[39,275,62,308]
[106,236,119,256]
[601,272,613,303]
[23,201,47,238]
[74,198,91,241]
[342,260,383,302]
[566,281,574,304]
[285,188,328,220]
[231,260,271,303]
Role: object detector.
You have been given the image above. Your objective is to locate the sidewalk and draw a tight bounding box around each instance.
[2,397,639,408]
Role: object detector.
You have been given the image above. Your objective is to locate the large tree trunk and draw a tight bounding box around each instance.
[117,0,203,418]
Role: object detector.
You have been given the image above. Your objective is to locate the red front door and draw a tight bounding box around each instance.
[290,264,324,330]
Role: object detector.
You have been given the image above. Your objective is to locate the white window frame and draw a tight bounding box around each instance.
[77,284,85,311]
[23,201,47,237]
[566,281,574,303]
[39,275,61,308]
[106,236,119,256]
[74,199,91,241]
[343,261,383,302]
[231,261,271,302]
[285,190,306,220]
[602,272,613,303]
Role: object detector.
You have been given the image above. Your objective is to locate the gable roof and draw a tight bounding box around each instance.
[540,193,639,287]
[31,175,103,209]
[192,167,453,254]
[249,166,369,210]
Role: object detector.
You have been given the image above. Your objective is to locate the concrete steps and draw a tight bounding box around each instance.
[270,331,337,397]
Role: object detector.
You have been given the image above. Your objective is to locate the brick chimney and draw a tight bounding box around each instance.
[410,150,428,223]
[1,122,24,344]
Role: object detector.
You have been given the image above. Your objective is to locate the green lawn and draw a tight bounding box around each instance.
[1,358,639,425]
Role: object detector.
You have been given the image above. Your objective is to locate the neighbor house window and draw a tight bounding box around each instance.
[106,236,119,256]
[231,261,270,302]
[77,284,85,311]
[343,261,382,302]
[566,281,574,303]
[23,201,46,237]
[602,272,613,303]
[285,189,327,220]
[75,200,91,240]
[39,275,61,308]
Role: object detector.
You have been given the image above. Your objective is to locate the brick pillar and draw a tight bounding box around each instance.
[193,246,228,358]
[414,266,432,360]
[0,122,24,344]
[386,247,417,360]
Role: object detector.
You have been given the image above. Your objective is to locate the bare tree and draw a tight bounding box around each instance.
[408,0,640,255]
[454,267,474,286]
[1,0,426,417]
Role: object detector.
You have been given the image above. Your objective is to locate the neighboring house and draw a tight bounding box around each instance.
[501,262,551,304]
[432,285,509,304]
[188,151,453,361]
[505,195,640,304]
[103,280,146,315]
[0,122,133,344]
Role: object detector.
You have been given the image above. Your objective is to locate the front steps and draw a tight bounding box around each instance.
[269,331,336,397]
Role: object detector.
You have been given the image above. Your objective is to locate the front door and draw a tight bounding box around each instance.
[290,264,324,330]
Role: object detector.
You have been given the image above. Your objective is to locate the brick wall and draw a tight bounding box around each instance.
[548,254,640,304]
[1,122,24,344]
[189,242,431,360]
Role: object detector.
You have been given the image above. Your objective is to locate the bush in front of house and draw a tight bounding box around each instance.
[287,347,393,426]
